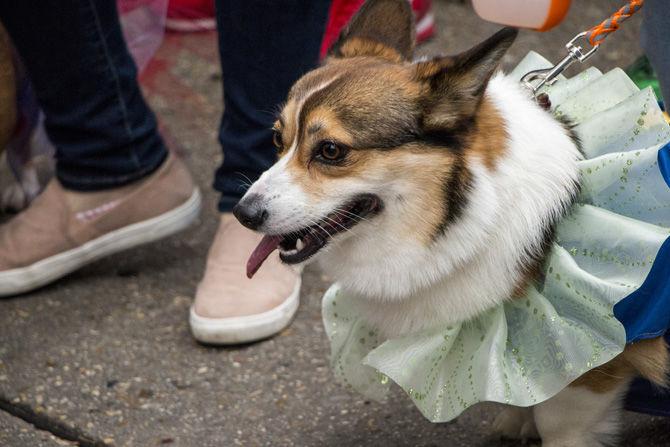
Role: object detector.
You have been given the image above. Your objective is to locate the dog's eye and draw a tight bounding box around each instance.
[272,129,283,149]
[317,141,345,162]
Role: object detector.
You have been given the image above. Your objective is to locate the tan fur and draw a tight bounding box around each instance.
[274,52,510,247]
[287,137,459,245]
[414,58,487,129]
[571,336,669,393]
[276,100,298,156]
[281,122,456,246]
[337,37,404,63]
[292,145,457,245]
[364,147,457,245]
[330,0,415,61]
[467,97,508,170]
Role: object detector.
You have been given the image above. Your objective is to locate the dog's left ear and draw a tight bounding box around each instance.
[329,0,415,62]
[416,27,518,130]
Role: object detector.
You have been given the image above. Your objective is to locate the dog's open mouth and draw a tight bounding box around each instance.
[246,194,382,278]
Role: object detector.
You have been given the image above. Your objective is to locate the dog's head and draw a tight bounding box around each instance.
[236,0,518,295]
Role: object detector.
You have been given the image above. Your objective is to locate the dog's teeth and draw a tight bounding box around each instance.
[296,239,304,250]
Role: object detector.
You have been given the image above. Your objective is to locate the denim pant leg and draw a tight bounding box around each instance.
[641,0,670,104]
[213,0,331,212]
[0,0,168,191]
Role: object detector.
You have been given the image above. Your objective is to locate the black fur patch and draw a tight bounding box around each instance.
[554,114,584,157]
[414,129,465,152]
[518,218,558,289]
[554,113,583,199]
[434,155,473,239]
[515,169,580,292]
[415,116,476,153]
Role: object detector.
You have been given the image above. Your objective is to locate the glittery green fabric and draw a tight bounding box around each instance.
[322,52,670,423]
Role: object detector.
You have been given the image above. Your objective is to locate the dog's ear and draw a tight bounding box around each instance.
[415,27,518,130]
[329,0,415,62]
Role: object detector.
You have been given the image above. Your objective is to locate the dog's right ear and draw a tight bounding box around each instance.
[415,27,518,130]
[328,0,415,63]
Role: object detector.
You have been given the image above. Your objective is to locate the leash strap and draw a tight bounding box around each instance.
[586,0,644,46]
[521,0,644,96]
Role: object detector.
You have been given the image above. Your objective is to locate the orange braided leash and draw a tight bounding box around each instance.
[586,0,644,46]
[521,1,646,95]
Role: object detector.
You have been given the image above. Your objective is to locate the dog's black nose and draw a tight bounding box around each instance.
[233,195,268,230]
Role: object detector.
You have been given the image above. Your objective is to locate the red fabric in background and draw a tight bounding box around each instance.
[319,0,366,59]
[166,0,215,19]
[319,0,434,59]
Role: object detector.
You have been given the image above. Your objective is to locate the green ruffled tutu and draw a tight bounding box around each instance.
[322,52,670,423]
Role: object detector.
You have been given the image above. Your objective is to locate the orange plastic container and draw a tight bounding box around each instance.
[472,0,572,31]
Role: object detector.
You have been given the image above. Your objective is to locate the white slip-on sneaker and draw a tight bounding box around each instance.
[190,213,301,344]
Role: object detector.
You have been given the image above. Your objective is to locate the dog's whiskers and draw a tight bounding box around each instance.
[322,215,351,233]
[305,217,335,240]
[233,171,255,187]
[332,207,370,223]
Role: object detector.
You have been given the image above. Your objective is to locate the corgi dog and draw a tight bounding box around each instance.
[234,0,668,445]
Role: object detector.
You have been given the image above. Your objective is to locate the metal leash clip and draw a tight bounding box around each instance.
[521,31,599,96]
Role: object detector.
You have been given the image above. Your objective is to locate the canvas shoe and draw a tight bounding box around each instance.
[190,213,301,344]
[0,153,201,296]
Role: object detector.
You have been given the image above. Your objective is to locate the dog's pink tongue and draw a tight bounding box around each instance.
[247,235,282,279]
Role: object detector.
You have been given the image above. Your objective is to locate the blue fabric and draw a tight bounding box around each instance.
[613,142,670,343]
[615,142,670,415]
[659,141,670,189]
[614,237,670,343]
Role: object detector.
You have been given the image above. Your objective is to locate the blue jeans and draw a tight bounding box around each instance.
[0,0,330,211]
[213,0,331,210]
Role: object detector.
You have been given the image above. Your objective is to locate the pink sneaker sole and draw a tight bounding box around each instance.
[165,17,216,32]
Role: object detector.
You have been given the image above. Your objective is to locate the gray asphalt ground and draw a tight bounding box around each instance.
[1,1,669,446]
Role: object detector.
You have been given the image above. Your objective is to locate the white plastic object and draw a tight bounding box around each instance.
[472,0,571,31]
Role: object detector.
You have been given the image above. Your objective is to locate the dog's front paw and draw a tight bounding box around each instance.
[1,179,28,213]
[492,406,539,442]
[0,163,42,213]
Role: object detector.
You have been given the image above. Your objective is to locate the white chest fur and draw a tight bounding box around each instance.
[320,74,582,338]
